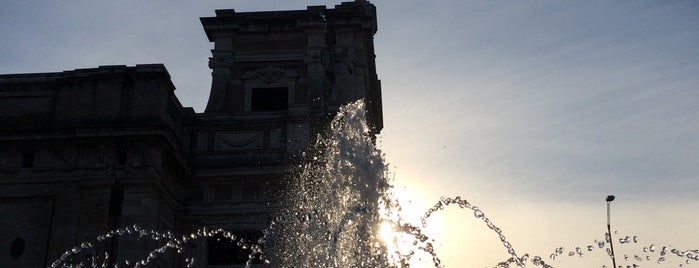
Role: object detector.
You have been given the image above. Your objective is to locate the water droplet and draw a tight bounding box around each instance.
[620,236,630,244]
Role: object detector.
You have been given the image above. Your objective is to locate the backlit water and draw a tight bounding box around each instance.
[51,101,698,268]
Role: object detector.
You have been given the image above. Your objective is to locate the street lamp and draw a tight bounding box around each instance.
[606,195,617,268]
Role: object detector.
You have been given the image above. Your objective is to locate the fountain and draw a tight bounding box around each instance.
[50,101,698,268]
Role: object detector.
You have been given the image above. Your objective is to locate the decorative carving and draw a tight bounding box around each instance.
[330,62,355,103]
[331,78,351,103]
[214,131,264,150]
[258,70,284,84]
[243,67,297,84]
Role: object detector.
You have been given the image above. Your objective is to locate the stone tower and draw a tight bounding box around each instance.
[188,2,382,264]
[0,1,381,266]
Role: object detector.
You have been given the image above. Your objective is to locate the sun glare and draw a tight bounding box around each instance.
[379,221,396,244]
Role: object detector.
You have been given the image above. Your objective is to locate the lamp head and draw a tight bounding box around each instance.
[606,195,615,202]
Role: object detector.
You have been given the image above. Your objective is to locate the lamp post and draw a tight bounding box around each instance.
[606,195,617,268]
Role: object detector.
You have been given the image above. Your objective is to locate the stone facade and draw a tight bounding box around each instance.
[0,1,381,267]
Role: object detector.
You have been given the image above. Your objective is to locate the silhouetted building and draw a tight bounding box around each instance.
[0,1,381,267]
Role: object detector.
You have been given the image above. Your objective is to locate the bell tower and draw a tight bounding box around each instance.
[187,1,383,265]
[200,0,382,135]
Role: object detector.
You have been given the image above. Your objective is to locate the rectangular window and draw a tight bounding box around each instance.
[251,87,287,111]
[109,182,124,217]
[118,151,127,166]
[21,152,34,168]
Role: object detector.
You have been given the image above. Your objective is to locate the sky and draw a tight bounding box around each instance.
[1,1,698,267]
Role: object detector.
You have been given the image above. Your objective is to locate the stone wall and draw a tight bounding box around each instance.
[0,65,192,266]
[0,1,382,266]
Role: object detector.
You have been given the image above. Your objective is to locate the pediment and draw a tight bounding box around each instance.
[242,67,297,84]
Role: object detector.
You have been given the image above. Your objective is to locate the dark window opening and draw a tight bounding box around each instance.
[109,181,124,217]
[117,151,127,166]
[10,238,25,258]
[251,87,287,111]
[21,152,34,168]
[208,231,263,265]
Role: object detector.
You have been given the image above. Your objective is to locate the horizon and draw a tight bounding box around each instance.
[1,1,698,267]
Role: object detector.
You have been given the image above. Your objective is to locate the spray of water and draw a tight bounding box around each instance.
[259,100,394,267]
[50,100,699,268]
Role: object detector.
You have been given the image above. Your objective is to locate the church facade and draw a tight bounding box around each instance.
[0,1,381,267]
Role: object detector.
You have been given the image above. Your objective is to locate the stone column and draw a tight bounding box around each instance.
[204,53,234,113]
[304,26,328,111]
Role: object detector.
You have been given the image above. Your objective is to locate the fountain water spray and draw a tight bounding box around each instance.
[50,101,699,268]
